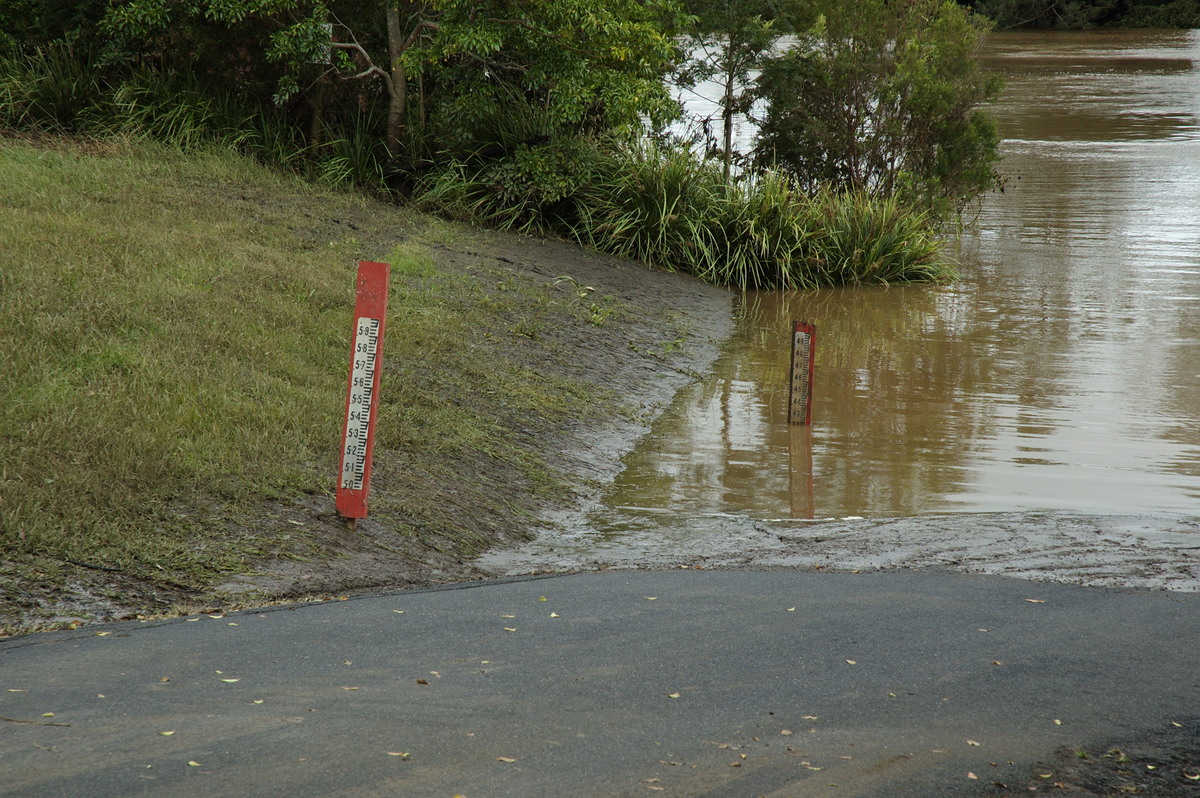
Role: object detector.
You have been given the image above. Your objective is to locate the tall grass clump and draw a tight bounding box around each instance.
[0,45,108,132]
[415,139,956,289]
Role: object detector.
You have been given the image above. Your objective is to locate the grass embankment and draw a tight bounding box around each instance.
[0,136,606,620]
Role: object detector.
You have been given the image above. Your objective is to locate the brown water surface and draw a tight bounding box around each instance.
[599,29,1200,527]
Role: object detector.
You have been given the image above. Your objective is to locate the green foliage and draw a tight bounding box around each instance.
[755,0,1003,216]
[1117,0,1200,26]
[963,0,1128,28]
[95,0,686,166]
[0,0,110,52]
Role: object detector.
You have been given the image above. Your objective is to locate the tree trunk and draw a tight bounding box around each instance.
[385,3,409,159]
[722,69,735,182]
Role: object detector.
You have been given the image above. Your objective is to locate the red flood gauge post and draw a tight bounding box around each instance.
[336,261,390,522]
[789,320,816,426]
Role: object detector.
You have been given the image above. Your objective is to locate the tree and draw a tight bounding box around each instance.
[674,0,798,181]
[100,1,684,162]
[754,0,1003,213]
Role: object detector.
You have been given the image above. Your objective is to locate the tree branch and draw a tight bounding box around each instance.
[331,41,395,98]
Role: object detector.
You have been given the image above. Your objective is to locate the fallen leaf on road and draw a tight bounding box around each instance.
[845,660,857,665]
[386,751,411,759]
[220,679,240,683]
[1024,599,1045,604]
[503,627,517,632]
[416,679,429,685]
[538,596,548,602]
[967,740,981,746]
[667,693,681,699]
[801,716,819,720]
[392,610,405,614]
[781,730,793,736]
[1183,772,1199,780]
[340,686,359,691]
[1054,719,1063,725]
[787,607,796,612]
[188,760,202,767]
[644,597,658,601]
[497,756,516,763]
[159,731,174,736]
[550,613,559,618]
[967,772,978,780]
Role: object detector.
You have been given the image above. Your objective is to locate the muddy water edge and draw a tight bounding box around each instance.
[481,30,1200,590]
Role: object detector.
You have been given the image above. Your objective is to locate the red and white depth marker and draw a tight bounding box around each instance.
[336,261,390,521]
[789,320,816,426]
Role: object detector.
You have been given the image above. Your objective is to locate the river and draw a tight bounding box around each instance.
[481,30,1200,586]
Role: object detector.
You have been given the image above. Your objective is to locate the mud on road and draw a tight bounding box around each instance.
[481,510,1200,593]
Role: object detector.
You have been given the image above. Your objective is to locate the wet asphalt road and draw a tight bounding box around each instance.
[2,569,1197,797]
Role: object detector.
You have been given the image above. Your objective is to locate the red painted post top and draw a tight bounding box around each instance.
[336,261,390,520]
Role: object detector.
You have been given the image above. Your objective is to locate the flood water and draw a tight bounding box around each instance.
[600,29,1200,528]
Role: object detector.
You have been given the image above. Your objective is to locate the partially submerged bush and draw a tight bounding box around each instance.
[415,140,955,290]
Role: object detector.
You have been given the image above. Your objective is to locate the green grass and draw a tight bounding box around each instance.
[0,136,590,584]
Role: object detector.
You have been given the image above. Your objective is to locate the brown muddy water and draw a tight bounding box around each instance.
[482,30,1200,586]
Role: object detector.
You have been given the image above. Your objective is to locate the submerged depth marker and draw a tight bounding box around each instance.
[789,320,816,426]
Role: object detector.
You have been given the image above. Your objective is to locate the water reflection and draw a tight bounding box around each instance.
[597,29,1200,524]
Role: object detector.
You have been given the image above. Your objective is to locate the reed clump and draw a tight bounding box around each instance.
[415,140,955,290]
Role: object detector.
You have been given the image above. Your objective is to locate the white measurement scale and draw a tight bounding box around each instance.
[340,317,381,491]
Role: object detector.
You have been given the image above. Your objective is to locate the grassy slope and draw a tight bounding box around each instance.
[0,135,617,615]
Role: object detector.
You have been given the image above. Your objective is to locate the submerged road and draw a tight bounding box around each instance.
[2,570,1197,797]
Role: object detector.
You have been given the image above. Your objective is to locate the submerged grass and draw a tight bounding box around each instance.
[0,136,591,586]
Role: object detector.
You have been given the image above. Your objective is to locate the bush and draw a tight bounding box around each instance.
[414,139,956,289]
